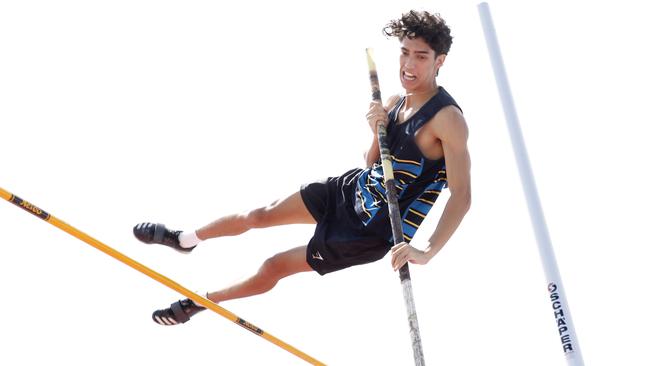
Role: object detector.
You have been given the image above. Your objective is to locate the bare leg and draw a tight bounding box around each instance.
[206,245,312,303]
[195,192,315,240]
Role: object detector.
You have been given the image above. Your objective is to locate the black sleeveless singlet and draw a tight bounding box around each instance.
[302,86,461,274]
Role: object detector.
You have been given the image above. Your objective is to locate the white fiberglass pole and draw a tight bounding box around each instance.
[477,3,585,365]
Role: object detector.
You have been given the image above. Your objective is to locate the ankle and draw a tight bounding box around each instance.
[179,231,202,248]
[193,292,218,308]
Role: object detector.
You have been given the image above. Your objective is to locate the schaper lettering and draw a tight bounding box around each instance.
[11,195,50,220]
[548,282,574,353]
[237,318,264,335]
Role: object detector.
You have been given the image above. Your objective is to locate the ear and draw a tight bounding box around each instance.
[435,54,446,71]
[434,54,446,77]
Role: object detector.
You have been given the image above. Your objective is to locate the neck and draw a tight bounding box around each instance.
[404,82,439,109]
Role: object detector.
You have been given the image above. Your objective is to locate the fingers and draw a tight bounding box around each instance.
[391,243,428,271]
[366,101,389,134]
[391,242,410,271]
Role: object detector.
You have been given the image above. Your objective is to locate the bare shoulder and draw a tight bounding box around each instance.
[385,94,402,110]
[431,105,468,141]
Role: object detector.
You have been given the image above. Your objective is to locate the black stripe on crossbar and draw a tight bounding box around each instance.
[237,318,264,335]
[10,195,51,221]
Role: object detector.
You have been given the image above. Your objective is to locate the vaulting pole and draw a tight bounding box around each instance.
[0,186,325,366]
[366,48,426,366]
[477,3,585,365]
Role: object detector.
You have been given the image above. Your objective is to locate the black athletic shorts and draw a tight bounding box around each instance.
[300,169,392,275]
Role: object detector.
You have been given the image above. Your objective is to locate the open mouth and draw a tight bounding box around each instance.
[402,71,416,81]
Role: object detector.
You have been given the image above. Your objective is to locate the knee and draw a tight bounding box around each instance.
[246,205,274,228]
[259,254,286,280]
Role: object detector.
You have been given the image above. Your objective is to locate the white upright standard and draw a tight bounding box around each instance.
[477,3,585,365]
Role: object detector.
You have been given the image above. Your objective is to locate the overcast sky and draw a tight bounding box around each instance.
[1,1,649,365]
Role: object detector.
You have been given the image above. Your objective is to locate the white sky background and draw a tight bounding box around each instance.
[1,0,649,365]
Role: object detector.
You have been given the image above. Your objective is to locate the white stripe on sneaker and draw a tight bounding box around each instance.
[154,315,164,325]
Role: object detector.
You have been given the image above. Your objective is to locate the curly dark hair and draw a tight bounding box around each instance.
[383,10,453,56]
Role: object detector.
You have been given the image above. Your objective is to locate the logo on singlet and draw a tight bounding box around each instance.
[312,251,324,261]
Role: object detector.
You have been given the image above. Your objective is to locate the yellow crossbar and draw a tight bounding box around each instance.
[0,186,325,365]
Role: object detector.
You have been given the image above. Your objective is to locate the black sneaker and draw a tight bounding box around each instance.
[133,222,194,254]
[152,298,206,326]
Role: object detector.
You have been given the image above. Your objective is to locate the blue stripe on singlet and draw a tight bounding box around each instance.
[400,178,448,242]
[357,155,426,225]
[353,87,460,237]
[392,156,423,184]
[356,168,387,222]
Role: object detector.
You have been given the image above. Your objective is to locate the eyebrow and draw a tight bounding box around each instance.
[401,47,431,55]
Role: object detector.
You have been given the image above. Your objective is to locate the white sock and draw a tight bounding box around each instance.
[179,230,202,248]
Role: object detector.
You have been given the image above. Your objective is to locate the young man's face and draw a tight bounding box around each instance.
[399,37,446,93]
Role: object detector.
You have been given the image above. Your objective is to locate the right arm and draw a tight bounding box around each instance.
[364,95,400,167]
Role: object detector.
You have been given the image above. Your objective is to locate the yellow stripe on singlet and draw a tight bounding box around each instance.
[423,190,441,195]
[404,218,420,229]
[417,198,436,205]
[409,208,427,219]
[390,155,422,166]
[395,170,418,179]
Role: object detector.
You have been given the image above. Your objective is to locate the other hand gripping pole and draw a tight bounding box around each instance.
[0,186,325,366]
[366,48,426,366]
[477,3,584,365]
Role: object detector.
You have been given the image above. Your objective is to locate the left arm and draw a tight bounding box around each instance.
[391,106,471,270]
